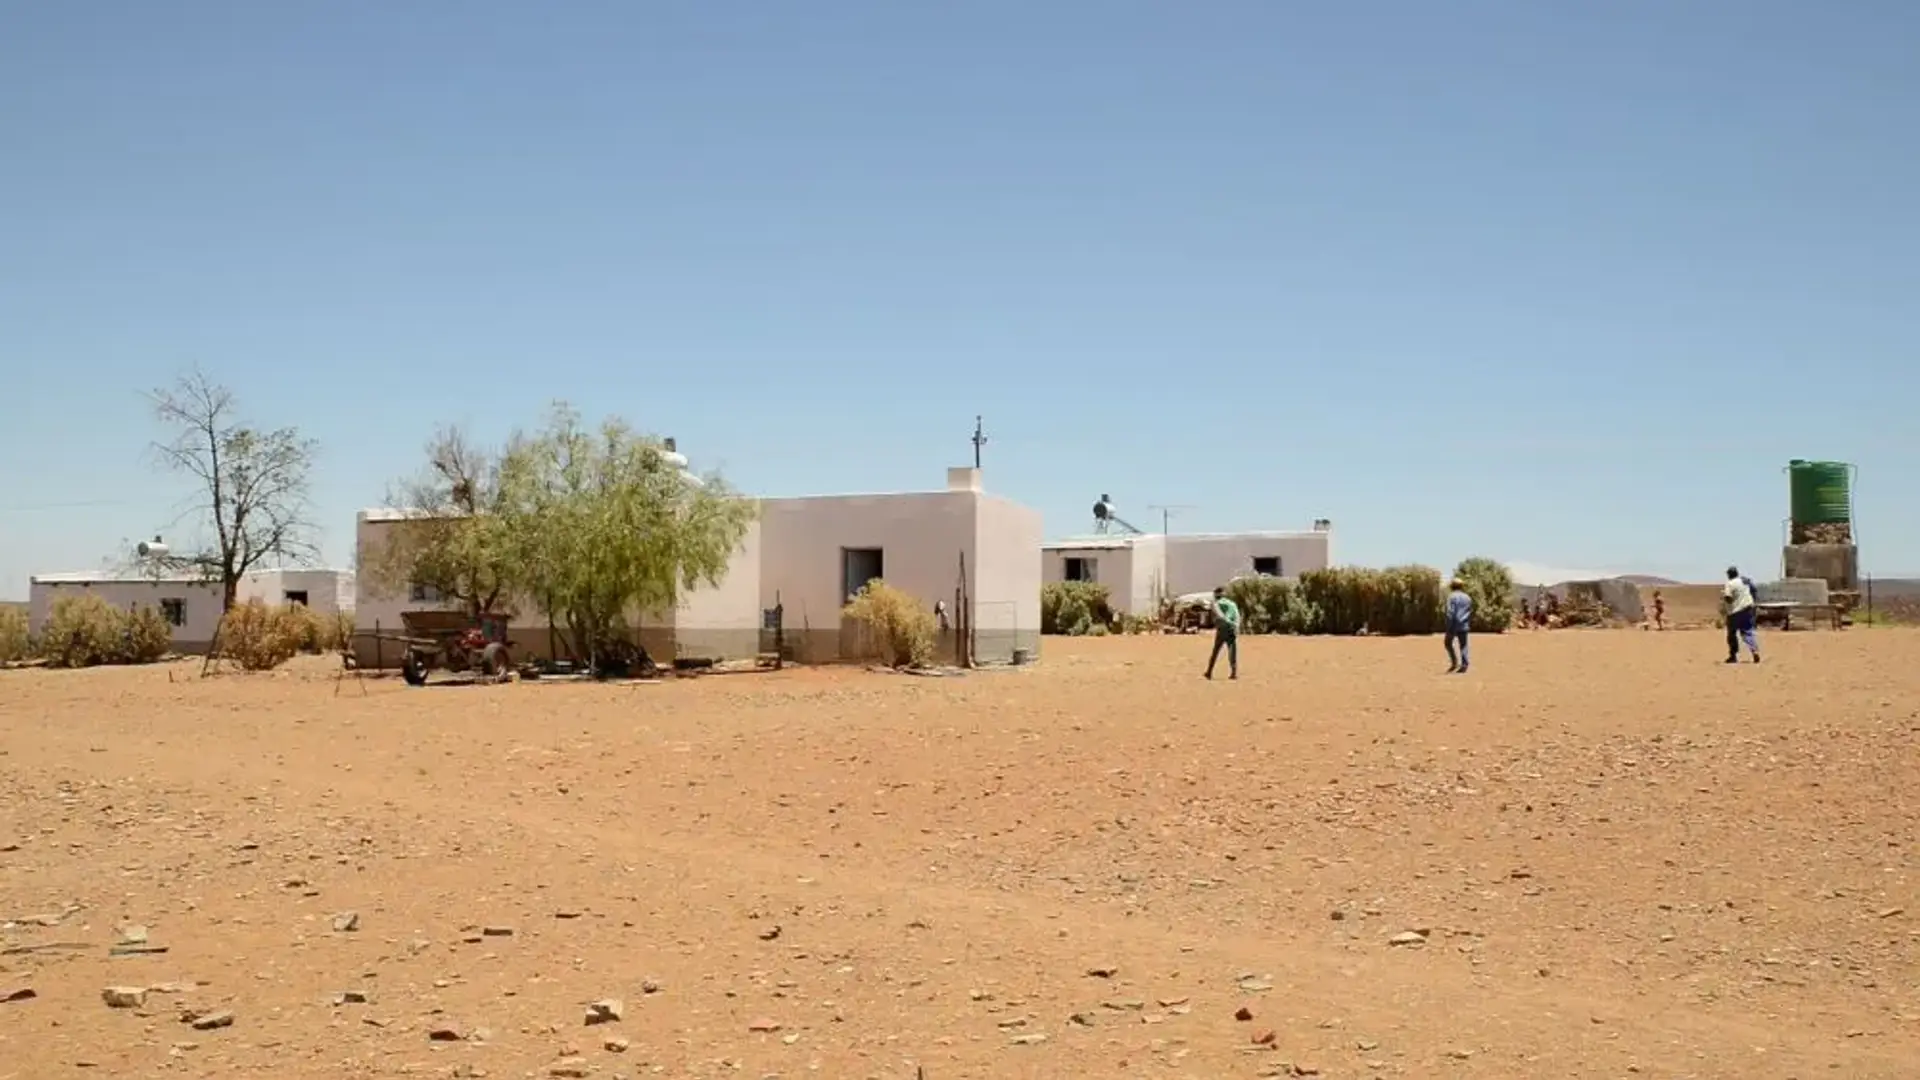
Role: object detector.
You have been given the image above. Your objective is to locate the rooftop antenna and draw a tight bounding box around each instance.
[1091,494,1144,536]
[970,415,987,469]
[1146,503,1196,535]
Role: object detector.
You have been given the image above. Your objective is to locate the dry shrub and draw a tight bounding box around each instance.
[123,604,172,664]
[0,606,29,663]
[1224,576,1322,634]
[37,594,173,667]
[843,581,936,668]
[217,600,306,671]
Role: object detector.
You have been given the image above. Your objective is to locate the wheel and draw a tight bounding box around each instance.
[401,649,429,687]
[480,641,511,682]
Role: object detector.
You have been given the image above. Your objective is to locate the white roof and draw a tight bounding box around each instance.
[1043,536,1145,550]
[32,571,216,586]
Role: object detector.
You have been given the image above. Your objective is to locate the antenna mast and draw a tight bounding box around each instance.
[971,415,988,469]
[1147,504,1196,535]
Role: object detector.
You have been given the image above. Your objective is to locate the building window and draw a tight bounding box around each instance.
[1252,556,1281,577]
[160,599,187,627]
[841,548,884,602]
[284,590,309,607]
[409,582,443,602]
[1064,556,1098,583]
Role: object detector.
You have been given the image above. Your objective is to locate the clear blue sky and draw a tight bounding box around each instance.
[5,1,1916,599]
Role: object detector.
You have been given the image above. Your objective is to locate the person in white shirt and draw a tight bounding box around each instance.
[1722,565,1760,664]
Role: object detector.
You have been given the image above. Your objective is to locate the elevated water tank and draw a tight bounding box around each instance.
[1787,460,1852,525]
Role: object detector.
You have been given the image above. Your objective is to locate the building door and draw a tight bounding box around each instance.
[842,548,884,601]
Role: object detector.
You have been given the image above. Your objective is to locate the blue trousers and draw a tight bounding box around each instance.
[1445,627,1469,670]
[1726,609,1759,659]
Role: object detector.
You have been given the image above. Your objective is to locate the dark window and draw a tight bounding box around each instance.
[160,599,186,627]
[841,548,884,601]
[409,582,443,602]
[284,590,309,606]
[1252,556,1281,576]
[1064,556,1098,583]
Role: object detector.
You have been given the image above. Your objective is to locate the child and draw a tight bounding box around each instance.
[1651,590,1666,631]
[1204,586,1240,680]
[1445,579,1473,673]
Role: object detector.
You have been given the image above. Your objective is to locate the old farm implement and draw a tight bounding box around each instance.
[389,610,513,686]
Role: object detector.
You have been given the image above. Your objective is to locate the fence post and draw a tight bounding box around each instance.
[374,620,383,670]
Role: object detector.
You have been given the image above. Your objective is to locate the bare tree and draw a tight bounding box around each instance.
[359,425,517,619]
[149,369,318,610]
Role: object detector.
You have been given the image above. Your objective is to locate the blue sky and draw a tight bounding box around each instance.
[4,1,1916,599]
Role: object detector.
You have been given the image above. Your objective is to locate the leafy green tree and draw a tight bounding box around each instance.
[497,404,756,666]
[1453,556,1516,632]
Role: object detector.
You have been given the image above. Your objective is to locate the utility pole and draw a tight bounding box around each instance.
[1147,503,1196,535]
[971,415,988,469]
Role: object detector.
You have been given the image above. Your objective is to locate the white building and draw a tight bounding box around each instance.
[28,567,355,655]
[1043,523,1333,613]
[353,465,1042,668]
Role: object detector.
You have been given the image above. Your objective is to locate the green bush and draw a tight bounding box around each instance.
[843,581,936,668]
[37,594,175,668]
[0,606,29,663]
[1040,581,1113,636]
[1294,566,1445,636]
[1452,557,1516,633]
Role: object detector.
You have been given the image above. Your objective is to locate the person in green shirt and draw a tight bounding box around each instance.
[1205,585,1240,680]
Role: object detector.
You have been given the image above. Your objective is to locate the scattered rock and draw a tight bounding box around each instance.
[1009,1032,1048,1046]
[1328,910,1346,921]
[747,1018,782,1033]
[2,986,36,1004]
[604,1036,629,1052]
[1356,1039,1380,1051]
[1252,1028,1276,1046]
[1158,996,1189,1008]
[428,1025,464,1041]
[1388,931,1428,947]
[187,1011,234,1031]
[1235,1006,1254,1022]
[331,911,360,933]
[1879,907,1905,919]
[102,986,147,1009]
[585,999,623,1025]
[758,925,782,941]
[117,924,149,944]
[333,990,369,1006]
[640,979,662,995]
[481,925,513,937]
[1069,1011,1094,1026]
[1086,964,1118,978]
[549,1059,591,1078]
[554,910,584,920]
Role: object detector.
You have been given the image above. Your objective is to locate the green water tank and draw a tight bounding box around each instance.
[1788,460,1852,525]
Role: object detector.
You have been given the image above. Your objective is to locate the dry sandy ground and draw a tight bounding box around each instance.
[2,630,1917,1080]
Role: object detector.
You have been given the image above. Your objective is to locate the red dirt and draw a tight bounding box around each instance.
[3,630,1917,1078]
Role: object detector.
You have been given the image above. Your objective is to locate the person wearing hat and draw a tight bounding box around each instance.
[1722,566,1760,663]
[1204,585,1240,680]
[1444,578,1474,673]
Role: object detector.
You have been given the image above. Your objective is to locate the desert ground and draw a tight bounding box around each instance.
[2,630,1917,1080]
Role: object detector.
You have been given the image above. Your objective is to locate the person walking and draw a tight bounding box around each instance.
[1722,566,1761,663]
[1204,586,1240,680]
[1444,578,1474,673]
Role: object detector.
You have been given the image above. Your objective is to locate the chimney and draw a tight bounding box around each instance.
[947,466,982,492]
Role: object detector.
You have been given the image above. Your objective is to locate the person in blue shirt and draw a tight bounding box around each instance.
[1444,579,1473,673]
[1204,586,1240,680]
